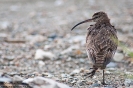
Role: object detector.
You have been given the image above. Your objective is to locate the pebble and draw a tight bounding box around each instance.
[79,58,85,63]
[42,73,53,78]
[48,33,58,40]
[61,74,69,78]
[68,35,85,44]
[107,62,117,68]
[38,60,45,67]
[0,33,8,41]
[23,77,70,88]
[0,77,12,83]
[55,0,64,6]
[90,83,100,88]
[86,80,93,85]
[78,80,86,86]
[26,35,46,44]
[113,52,124,62]
[0,21,10,29]
[70,69,80,76]
[4,56,15,61]
[12,75,24,82]
[34,49,56,60]
[61,45,80,55]
[124,79,132,87]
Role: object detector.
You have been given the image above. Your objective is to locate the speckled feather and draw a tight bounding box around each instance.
[86,21,118,69]
[71,12,118,84]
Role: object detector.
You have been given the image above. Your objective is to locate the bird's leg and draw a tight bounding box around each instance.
[84,68,97,78]
[101,69,107,85]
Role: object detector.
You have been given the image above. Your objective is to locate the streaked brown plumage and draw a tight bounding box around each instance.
[71,11,118,85]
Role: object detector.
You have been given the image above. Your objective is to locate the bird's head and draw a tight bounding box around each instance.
[71,11,109,30]
[92,11,109,22]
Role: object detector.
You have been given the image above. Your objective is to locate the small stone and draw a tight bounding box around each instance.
[79,68,85,73]
[38,60,45,67]
[0,77,12,83]
[23,77,70,88]
[107,62,117,68]
[44,45,52,50]
[48,33,57,40]
[79,58,85,63]
[86,80,93,85]
[0,21,10,29]
[42,73,53,78]
[71,80,76,84]
[34,49,56,60]
[61,74,69,78]
[12,75,24,82]
[0,33,8,41]
[55,0,64,6]
[90,83,100,87]
[78,80,86,86]
[61,45,79,55]
[27,35,46,44]
[68,35,85,43]
[4,56,15,61]
[70,69,80,76]
[124,79,132,86]
[47,74,54,78]
[113,52,124,62]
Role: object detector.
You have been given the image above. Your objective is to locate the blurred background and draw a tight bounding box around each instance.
[0,0,133,87]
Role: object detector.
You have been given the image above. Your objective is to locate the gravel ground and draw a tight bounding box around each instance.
[0,0,133,88]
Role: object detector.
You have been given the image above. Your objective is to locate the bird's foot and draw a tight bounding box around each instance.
[101,82,108,85]
[84,68,96,78]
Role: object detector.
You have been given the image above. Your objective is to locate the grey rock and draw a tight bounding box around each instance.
[55,0,64,6]
[68,35,85,44]
[90,83,100,87]
[107,62,117,68]
[0,21,10,29]
[124,79,132,87]
[61,45,79,55]
[78,80,86,86]
[48,33,58,40]
[61,74,69,78]
[113,52,124,62]
[42,73,53,78]
[70,69,80,76]
[12,75,24,82]
[23,77,70,88]
[0,77,12,83]
[0,33,8,41]
[38,60,45,68]
[34,49,56,60]
[26,35,46,44]
[4,56,15,61]
[79,58,85,63]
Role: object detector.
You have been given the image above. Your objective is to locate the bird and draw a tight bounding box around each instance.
[71,11,118,85]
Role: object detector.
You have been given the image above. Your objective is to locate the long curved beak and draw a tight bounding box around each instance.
[71,19,93,31]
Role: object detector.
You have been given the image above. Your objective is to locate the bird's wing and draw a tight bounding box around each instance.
[86,25,118,66]
[86,26,99,64]
[104,26,118,65]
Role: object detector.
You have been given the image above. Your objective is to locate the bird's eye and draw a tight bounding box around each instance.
[94,16,98,19]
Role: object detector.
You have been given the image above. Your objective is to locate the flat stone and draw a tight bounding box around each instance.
[34,49,56,60]
[113,52,124,62]
[23,77,70,88]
